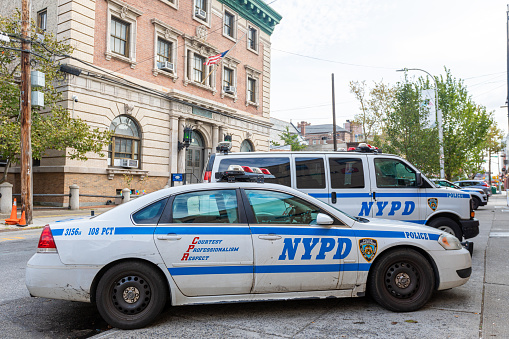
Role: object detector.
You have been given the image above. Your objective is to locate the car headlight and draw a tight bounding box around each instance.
[438,233,463,250]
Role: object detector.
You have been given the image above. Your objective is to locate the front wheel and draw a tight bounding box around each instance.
[96,261,168,329]
[428,217,462,240]
[471,197,480,210]
[368,248,434,312]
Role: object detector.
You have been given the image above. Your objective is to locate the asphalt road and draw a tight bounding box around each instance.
[0,195,507,339]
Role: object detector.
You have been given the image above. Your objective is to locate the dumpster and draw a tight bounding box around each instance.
[491,186,497,195]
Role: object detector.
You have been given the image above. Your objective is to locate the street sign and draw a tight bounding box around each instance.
[172,173,183,182]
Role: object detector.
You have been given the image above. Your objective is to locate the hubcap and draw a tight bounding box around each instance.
[384,262,420,299]
[438,226,455,236]
[111,275,151,314]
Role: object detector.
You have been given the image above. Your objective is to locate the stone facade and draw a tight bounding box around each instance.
[1,0,281,206]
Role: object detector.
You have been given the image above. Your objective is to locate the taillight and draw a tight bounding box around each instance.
[204,171,211,182]
[37,225,57,253]
[242,166,254,173]
[481,182,489,187]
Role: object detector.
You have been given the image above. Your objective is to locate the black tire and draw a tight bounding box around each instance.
[471,197,480,210]
[368,248,434,312]
[96,261,168,329]
[428,217,462,240]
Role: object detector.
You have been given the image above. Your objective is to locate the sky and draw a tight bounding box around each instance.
[267,0,509,138]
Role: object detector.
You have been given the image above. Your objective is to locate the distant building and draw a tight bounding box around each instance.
[269,117,306,151]
[296,121,350,146]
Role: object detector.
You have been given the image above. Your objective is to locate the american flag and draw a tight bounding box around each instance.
[204,50,229,66]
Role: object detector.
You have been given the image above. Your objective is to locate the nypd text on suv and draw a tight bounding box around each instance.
[26,173,472,330]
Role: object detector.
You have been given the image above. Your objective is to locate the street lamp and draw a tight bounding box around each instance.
[397,68,445,179]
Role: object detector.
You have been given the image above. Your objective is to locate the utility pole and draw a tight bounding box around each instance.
[331,73,337,151]
[21,0,33,224]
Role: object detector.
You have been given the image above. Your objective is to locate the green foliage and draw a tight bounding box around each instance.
[381,78,439,177]
[0,11,111,171]
[271,126,306,151]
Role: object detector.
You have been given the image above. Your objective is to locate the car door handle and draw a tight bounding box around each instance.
[157,234,182,240]
[331,191,337,204]
[258,234,282,241]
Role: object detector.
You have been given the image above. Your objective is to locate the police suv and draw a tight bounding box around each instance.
[431,179,488,210]
[204,145,479,241]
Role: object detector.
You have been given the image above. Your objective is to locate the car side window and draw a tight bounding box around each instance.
[375,158,417,188]
[172,190,238,224]
[218,157,291,186]
[245,190,321,225]
[329,158,365,189]
[132,198,169,224]
[295,157,326,189]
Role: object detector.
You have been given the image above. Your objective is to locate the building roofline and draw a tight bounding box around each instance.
[218,0,282,35]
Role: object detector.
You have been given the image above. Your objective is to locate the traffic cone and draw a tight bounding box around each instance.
[17,211,27,227]
[4,198,20,225]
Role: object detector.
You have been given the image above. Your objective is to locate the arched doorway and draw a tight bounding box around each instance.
[240,139,254,152]
[185,131,205,183]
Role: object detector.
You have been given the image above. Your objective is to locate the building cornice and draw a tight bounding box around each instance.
[218,0,282,35]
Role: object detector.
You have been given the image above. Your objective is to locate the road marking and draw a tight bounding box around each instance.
[0,236,27,242]
[490,232,509,237]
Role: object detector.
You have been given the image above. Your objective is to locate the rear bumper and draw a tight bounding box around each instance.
[26,253,100,303]
[459,219,480,239]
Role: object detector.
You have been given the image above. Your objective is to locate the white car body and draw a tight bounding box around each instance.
[26,182,471,328]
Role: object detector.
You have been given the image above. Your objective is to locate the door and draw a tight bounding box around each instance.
[368,157,422,223]
[327,155,373,218]
[244,189,352,293]
[154,189,253,296]
[185,132,204,184]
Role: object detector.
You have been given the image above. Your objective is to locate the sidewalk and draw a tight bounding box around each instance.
[0,205,115,232]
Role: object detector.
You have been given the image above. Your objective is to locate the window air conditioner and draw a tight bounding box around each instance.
[159,61,174,72]
[195,8,207,20]
[114,159,139,168]
[224,86,236,94]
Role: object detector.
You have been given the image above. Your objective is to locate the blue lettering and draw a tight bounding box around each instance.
[402,201,415,215]
[388,201,402,216]
[301,238,320,260]
[359,201,374,216]
[333,238,352,259]
[278,238,301,260]
[375,201,389,216]
[316,238,335,260]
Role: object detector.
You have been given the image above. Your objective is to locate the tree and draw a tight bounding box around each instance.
[349,80,394,143]
[382,77,439,177]
[484,124,505,185]
[0,11,111,183]
[271,126,306,151]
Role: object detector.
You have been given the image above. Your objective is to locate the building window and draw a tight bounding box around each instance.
[247,77,256,103]
[37,9,47,31]
[240,139,254,152]
[194,0,208,23]
[105,0,142,67]
[108,115,141,168]
[224,11,234,38]
[247,26,257,52]
[193,55,205,83]
[111,17,130,57]
[223,67,233,87]
[157,39,172,64]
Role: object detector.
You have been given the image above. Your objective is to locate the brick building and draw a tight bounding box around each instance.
[1,0,281,206]
[296,120,364,146]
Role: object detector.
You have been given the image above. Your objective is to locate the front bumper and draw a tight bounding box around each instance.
[26,253,100,303]
[459,218,480,239]
[431,248,472,290]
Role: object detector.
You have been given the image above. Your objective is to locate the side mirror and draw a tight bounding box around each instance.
[316,213,334,225]
[416,171,423,187]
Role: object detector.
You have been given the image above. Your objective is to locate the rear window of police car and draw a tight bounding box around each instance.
[218,157,291,186]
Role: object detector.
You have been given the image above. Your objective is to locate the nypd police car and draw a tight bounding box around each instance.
[26,179,472,330]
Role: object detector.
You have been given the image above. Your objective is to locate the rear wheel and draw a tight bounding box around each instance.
[368,248,434,312]
[428,217,462,240]
[96,261,168,329]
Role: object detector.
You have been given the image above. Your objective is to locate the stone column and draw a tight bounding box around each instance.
[0,182,13,213]
[69,184,80,210]
[212,125,219,152]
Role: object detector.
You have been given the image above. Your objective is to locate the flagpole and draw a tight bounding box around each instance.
[201,28,249,85]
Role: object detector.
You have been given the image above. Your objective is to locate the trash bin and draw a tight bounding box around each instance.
[491,186,497,195]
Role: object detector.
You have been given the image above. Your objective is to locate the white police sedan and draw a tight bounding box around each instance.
[26,181,471,330]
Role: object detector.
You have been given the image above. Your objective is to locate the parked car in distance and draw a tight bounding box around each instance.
[431,179,487,210]
[454,180,491,197]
